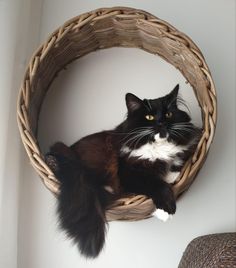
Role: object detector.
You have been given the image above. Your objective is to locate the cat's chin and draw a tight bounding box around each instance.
[154,133,168,141]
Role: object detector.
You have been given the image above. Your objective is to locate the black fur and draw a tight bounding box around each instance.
[117,85,201,213]
[46,144,115,258]
[46,84,201,258]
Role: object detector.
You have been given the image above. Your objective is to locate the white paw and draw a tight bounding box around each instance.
[152,209,172,222]
[165,171,180,184]
[104,185,114,194]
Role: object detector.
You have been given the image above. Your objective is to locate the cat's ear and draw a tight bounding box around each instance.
[167,84,179,105]
[126,93,143,113]
[169,84,179,99]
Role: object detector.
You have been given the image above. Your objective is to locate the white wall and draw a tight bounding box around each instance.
[0,1,234,268]
[0,0,43,267]
[37,48,202,153]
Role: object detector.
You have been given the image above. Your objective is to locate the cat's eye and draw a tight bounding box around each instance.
[145,115,155,121]
[165,112,173,118]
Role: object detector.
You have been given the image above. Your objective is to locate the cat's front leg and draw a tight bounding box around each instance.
[151,180,176,221]
[165,154,185,184]
[118,164,176,221]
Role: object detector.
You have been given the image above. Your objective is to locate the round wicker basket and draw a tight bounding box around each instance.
[17,7,217,221]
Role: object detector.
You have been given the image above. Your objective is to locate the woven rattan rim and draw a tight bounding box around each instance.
[17,7,217,221]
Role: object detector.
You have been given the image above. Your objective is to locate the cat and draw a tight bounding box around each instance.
[45,84,201,258]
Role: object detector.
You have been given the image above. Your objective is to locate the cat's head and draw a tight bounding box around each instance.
[124,84,194,145]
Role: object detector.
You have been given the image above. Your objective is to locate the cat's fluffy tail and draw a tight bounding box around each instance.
[46,142,109,258]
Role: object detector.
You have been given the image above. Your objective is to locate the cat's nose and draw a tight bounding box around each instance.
[157,121,163,126]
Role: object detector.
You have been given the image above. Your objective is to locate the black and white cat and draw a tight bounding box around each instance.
[46,84,201,258]
[117,85,201,221]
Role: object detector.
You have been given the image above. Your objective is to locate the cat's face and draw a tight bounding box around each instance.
[124,85,192,145]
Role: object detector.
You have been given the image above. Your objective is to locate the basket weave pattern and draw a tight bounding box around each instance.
[178,233,236,268]
[17,7,217,221]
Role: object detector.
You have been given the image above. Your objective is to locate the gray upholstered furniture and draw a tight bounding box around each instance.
[179,233,236,268]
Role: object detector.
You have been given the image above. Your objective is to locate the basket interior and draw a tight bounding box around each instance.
[28,10,212,136]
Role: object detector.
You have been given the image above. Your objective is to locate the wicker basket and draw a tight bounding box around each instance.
[17,7,217,221]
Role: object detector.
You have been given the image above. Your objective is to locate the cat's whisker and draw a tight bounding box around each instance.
[121,131,149,143]
[111,129,147,136]
[121,127,154,142]
[172,131,195,139]
[125,135,144,149]
[121,129,146,140]
[133,130,154,150]
[176,96,191,114]
[137,131,155,149]
[172,123,193,127]
[114,129,147,141]
[122,132,146,148]
[171,124,196,131]
[116,127,153,135]
[169,129,186,140]
[172,125,194,130]
[133,135,146,150]
[122,130,153,148]
[129,134,145,149]
[172,124,193,128]
[111,126,153,135]
[171,127,196,134]
[125,126,153,133]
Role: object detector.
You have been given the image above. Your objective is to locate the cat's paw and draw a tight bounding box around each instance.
[153,188,176,215]
[152,209,172,222]
[165,171,180,184]
[104,185,115,194]
[158,199,176,215]
[45,154,59,172]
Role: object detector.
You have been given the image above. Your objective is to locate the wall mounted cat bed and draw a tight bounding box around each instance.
[17,7,217,221]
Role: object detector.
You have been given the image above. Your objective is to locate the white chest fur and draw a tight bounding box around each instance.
[121,133,186,163]
[120,133,187,184]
